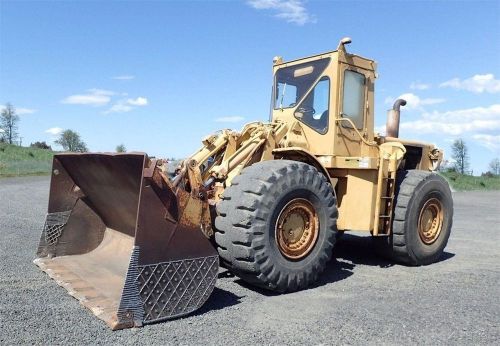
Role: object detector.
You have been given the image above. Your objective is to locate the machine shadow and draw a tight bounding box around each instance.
[309,233,390,289]
[333,233,394,267]
[435,251,455,263]
[190,287,243,316]
[231,257,355,297]
[142,287,242,327]
[227,232,455,296]
[332,233,455,266]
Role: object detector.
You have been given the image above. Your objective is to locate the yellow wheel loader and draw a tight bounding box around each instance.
[34,38,453,330]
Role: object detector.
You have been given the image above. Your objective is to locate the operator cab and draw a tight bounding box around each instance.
[271,38,377,158]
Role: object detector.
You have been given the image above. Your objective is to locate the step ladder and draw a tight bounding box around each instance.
[372,159,397,236]
[372,142,406,236]
[377,175,396,235]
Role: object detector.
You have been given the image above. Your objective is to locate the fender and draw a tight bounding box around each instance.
[272,147,332,184]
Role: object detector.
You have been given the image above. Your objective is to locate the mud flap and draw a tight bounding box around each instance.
[34,153,218,330]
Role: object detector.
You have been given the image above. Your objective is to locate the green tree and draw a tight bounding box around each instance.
[30,141,52,150]
[0,103,20,144]
[451,139,469,175]
[116,144,126,152]
[55,129,88,152]
[489,158,500,175]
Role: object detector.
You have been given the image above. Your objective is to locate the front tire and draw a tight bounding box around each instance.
[214,160,338,292]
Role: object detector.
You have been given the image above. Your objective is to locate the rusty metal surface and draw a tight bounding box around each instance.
[47,157,84,213]
[35,152,218,330]
[54,153,146,237]
[134,179,216,264]
[34,228,133,329]
[386,109,400,138]
[418,198,444,245]
[275,198,319,260]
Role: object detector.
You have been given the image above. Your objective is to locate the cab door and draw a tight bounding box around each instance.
[335,64,371,157]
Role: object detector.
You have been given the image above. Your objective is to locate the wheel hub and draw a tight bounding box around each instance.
[418,198,444,245]
[275,198,319,260]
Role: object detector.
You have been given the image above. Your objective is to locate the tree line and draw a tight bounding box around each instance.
[1,102,499,174]
[1,102,126,153]
[448,139,499,176]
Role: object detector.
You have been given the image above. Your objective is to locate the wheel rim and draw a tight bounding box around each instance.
[418,198,444,245]
[275,198,319,260]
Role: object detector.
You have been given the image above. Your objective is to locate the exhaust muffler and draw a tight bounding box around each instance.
[386,99,407,138]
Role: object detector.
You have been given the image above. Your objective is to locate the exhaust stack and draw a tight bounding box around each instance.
[386,99,407,138]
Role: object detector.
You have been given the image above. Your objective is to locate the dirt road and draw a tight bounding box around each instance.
[1,176,499,345]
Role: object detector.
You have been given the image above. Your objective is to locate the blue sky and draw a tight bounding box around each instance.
[1,0,499,174]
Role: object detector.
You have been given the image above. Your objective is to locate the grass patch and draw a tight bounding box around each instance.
[440,171,500,191]
[0,143,54,177]
[1,143,499,191]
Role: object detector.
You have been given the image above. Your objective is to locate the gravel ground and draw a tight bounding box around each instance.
[1,176,499,345]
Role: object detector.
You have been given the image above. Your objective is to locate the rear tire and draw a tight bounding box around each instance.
[214,160,338,292]
[375,170,453,265]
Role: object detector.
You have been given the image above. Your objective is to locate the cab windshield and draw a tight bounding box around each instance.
[273,58,330,110]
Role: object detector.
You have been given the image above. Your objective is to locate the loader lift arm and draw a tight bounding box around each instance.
[173,121,287,204]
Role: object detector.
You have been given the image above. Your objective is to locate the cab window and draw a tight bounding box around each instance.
[342,70,366,129]
[294,76,330,134]
[274,58,330,109]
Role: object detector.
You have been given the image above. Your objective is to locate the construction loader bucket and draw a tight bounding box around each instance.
[34,153,218,330]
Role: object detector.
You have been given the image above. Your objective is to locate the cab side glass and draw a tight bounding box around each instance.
[294,77,330,134]
[342,70,366,129]
[275,83,298,109]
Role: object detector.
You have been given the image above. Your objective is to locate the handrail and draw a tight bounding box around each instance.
[334,117,378,147]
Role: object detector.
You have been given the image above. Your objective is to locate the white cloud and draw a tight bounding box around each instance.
[440,74,500,94]
[105,103,133,114]
[126,97,148,106]
[61,89,115,106]
[45,127,63,135]
[87,88,115,96]
[61,88,146,113]
[385,93,445,110]
[399,104,500,136]
[214,116,245,123]
[112,75,135,80]
[409,82,430,90]
[0,128,4,133]
[473,134,500,152]
[247,0,315,25]
[104,97,148,114]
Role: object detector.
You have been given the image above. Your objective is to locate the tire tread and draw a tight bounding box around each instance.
[215,160,337,292]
